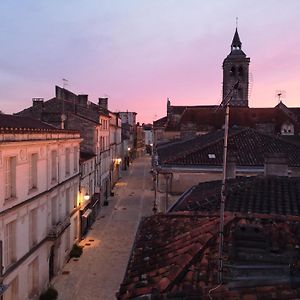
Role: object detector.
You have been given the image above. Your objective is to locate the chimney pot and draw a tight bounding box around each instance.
[264,153,288,176]
[226,153,237,179]
[32,98,44,108]
[77,95,88,107]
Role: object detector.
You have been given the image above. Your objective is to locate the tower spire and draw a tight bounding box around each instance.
[223,25,250,107]
[231,28,242,50]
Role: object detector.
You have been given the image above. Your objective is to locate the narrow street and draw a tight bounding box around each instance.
[53,156,154,300]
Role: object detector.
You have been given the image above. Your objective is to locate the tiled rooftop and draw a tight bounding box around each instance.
[16,86,111,126]
[0,114,77,134]
[118,212,300,299]
[118,213,231,299]
[164,106,300,133]
[153,116,167,128]
[170,176,300,217]
[158,127,300,167]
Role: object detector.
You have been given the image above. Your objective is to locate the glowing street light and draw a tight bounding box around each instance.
[84,192,90,201]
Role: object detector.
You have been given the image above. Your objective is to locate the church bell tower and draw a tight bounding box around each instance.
[222,28,250,107]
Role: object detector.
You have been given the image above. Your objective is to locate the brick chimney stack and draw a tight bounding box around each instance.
[77,95,88,107]
[226,153,237,179]
[32,98,44,109]
[98,97,108,109]
[264,153,288,176]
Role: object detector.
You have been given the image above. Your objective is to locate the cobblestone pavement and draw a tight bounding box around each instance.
[53,156,154,300]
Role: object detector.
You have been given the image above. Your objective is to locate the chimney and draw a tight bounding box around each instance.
[77,95,88,107]
[226,153,236,179]
[264,153,288,176]
[98,97,108,109]
[32,98,44,109]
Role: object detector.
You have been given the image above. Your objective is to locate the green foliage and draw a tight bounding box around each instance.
[69,243,83,258]
[39,286,58,300]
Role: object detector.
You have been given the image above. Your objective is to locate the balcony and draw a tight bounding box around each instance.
[48,217,71,240]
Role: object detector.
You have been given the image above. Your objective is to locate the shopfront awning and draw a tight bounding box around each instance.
[82,208,92,218]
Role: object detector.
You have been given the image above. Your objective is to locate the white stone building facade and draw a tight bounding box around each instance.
[0,115,81,300]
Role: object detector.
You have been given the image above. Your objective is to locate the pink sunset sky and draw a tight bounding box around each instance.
[0,1,299,123]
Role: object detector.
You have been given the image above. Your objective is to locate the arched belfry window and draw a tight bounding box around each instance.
[230,66,236,77]
[238,66,243,78]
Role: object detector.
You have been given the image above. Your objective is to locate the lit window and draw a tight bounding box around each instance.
[208,154,216,159]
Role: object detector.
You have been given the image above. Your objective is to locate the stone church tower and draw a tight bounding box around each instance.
[222,28,250,107]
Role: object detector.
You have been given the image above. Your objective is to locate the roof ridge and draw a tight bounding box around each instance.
[162,129,224,163]
[163,127,247,164]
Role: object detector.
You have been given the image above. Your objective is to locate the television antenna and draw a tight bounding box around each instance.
[275,90,286,103]
[61,78,69,129]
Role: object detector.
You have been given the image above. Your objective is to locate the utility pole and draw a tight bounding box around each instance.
[153,154,158,214]
[218,80,239,284]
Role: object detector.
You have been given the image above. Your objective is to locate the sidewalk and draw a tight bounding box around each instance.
[52,156,153,300]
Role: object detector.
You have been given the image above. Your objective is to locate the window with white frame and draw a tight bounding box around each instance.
[65,148,70,176]
[51,150,57,182]
[28,257,39,297]
[65,187,70,216]
[5,156,17,199]
[5,220,17,267]
[5,276,18,300]
[51,196,58,226]
[29,153,38,190]
[74,216,78,241]
[73,186,77,208]
[73,146,78,173]
[65,227,70,253]
[29,208,38,248]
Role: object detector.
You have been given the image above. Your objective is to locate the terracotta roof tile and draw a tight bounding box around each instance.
[117,213,234,299]
[118,213,300,299]
[164,106,300,133]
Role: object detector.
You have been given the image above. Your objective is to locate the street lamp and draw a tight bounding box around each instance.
[84,192,90,201]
